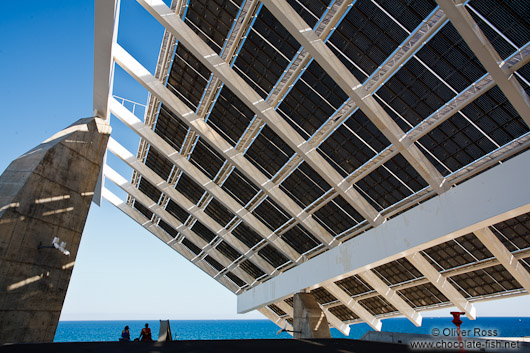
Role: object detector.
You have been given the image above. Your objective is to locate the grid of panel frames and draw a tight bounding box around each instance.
[127,0,530,298]
[266,212,530,323]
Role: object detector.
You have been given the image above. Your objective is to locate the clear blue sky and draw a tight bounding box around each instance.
[0,0,528,322]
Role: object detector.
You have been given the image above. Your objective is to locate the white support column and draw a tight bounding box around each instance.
[101,187,240,293]
[107,137,276,275]
[474,228,530,293]
[137,0,383,228]
[109,98,301,263]
[436,0,530,127]
[112,43,338,247]
[406,252,476,320]
[103,165,256,285]
[257,307,293,337]
[359,270,422,327]
[323,283,382,331]
[237,150,530,313]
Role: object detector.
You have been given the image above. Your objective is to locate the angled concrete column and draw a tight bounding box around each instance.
[0,117,111,343]
[293,292,331,339]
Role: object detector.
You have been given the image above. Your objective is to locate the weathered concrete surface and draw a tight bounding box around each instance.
[293,293,331,339]
[0,118,111,343]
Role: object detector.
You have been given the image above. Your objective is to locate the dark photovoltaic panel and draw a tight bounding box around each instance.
[422,233,494,271]
[313,195,362,236]
[253,197,291,232]
[490,213,530,252]
[167,44,211,111]
[310,287,336,305]
[469,0,530,50]
[222,167,260,206]
[245,125,295,178]
[286,0,331,29]
[318,109,391,177]
[204,197,236,227]
[281,224,321,254]
[398,283,448,308]
[232,222,263,249]
[189,138,226,181]
[279,162,331,209]
[226,271,246,287]
[328,305,359,322]
[175,173,205,205]
[278,61,348,139]
[155,106,190,151]
[184,0,242,54]
[207,86,254,145]
[166,199,190,224]
[233,6,299,98]
[191,220,216,243]
[335,275,374,297]
[144,147,173,181]
[359,295,397,316]
[449,264,522,298]
[327,0,410,81]
[216,240,242,262]
[373,258,422,286]
[182,237,202,255]
[240,259,266,279]
[268,304,286,317]
[375,0,437,32]
[158,219,179,238]
[258,244,290,269]
[204,255,224,272]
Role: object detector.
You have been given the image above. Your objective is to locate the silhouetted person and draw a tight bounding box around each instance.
[119,325,130,341]
[139,323,153,342]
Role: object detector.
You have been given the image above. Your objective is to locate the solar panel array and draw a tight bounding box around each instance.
[111,0,530,328]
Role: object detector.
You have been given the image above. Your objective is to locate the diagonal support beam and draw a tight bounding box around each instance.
[101,187,240,293]
[257,307,293,337]
[359,270,422,327]
[112,43,337,248]
[104,165,256,285]
[109,98,301,263]
[137,0,383,228]
[474,228,530,293]
[436,0,530,127]
[260,0,448,194]
[406,252,476,320]
[107,137,276,275]
[323,283,382,331]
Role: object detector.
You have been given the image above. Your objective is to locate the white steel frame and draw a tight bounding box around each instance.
[94,0,530,333]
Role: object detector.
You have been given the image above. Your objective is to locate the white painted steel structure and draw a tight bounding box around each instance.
[94,0,530,333]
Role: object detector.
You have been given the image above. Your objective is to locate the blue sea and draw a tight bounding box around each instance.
[54,317,530,342]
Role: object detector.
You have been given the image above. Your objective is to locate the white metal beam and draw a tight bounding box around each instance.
[112,43,337,248]
[406,252,476,320]
[474,228,530,293]
[260,0,448,195]
[101,187,240,293]
[257,307,293,337]
[323,283,382,331]
[104,165,256,285]
[109,97,301,263]
[107,137,276,275]
[436,0,530,127]
[359,270,422,327]
[237,149,530,313]
[137,0,383,228]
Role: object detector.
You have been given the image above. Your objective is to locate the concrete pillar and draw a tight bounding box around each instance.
[0,117,111,343]
[293,292,331,339]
